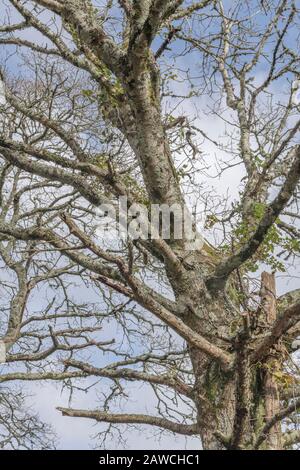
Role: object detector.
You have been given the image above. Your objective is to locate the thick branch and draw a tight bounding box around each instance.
[57,407,198,436]
[207,146,300,291]
[252,300,300,363]
[0,221,232,370]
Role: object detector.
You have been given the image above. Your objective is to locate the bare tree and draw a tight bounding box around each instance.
[0,0,299,450]
[0,387,56,449]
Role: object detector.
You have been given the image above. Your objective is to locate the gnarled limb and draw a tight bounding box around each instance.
[57,407,199,436]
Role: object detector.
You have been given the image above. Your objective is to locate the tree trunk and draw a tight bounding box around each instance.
[259,272,282,450]
[191,349,236,449]
[185,272,284,450]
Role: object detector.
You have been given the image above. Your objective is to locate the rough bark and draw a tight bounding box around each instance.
[257,273,282,450]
